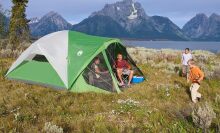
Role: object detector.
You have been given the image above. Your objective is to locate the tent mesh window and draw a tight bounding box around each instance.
[106,43,144,83]
[32,55,48,62]
[83,53,115,92]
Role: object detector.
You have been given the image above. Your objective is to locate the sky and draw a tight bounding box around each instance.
[1,0,220,28]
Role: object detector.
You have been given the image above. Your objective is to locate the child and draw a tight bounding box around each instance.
[188,59,204,103]
[182,48,193,81]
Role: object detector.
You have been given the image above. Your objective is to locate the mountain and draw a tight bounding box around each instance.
[205,13,220,41]
[72,0,188,40]
[30,11,72,37]
[150,16,189,40]
[182,14,209,39]
[183,13,220,41]
[72,15,130,38]
[90,0,149,32]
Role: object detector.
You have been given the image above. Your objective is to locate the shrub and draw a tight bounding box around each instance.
[213,68,220,79]
[0,39,9,49]
[192,102,216,132]
[0,49,22,58]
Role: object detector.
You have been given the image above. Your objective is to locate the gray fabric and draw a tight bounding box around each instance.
[122,69,131,75]
[86,63,114,92]
[182,65,190,74]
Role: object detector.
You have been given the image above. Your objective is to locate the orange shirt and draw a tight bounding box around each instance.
[189,66,204,82]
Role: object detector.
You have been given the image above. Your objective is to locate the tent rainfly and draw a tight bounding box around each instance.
[6,31,144,93]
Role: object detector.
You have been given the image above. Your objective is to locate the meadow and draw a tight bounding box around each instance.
[0,47,220,133]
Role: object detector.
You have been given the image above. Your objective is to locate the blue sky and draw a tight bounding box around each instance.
[1,0,220,28]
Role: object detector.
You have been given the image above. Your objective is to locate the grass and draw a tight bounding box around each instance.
[0,50,220,132]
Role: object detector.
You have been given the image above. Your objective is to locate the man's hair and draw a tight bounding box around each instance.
[117,53,122,56]
[185,48,190,51]
[188,59,195,65]
[94,57,99,61]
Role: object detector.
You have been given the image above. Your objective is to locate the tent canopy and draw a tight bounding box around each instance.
[6,31,144,93]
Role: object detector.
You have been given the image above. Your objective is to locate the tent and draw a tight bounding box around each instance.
[6,31,144,93]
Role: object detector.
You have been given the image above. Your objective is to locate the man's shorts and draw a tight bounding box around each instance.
[182,65,189,74]
[122,69,131,75]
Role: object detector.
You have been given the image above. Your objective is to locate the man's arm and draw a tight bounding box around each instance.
[113,61,116,69]
[197,68,204,83]
[190,53,193,60]
[95,66,101,74]
[181,54,184,64]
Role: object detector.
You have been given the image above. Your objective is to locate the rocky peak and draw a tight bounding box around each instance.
[90,0,149,31]
[193,13,209,23]
[91,0,148,19]
[29,17,40,24]
[41,11,63,21]
[209,13,220,21]
[183,13,220,40]
[30,11,72,37]
[210,13,220,17]
[195,13,208,18]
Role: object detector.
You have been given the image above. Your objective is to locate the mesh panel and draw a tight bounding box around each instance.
[106,43,144,85]
[83,53,115,92]
[106,43,143,76]
[32,55,48,62]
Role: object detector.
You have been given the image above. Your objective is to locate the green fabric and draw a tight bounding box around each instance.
[7,60,65,88]
[70,74,110,93]
[7,31,130,93]
[67,31,121,89]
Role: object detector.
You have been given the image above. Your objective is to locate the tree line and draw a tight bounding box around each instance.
[0,0,30,50]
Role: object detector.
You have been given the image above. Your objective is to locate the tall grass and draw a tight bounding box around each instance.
[0,47,220,132]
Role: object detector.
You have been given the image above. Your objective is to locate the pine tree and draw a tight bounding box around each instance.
[9,0,30,50]
[0,5,9,41]
[0,4,5,39]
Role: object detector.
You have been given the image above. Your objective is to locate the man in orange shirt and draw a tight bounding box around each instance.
[188,59,205,103]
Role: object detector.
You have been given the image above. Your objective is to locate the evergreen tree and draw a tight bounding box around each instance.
[9,0,30,50]
[0,4,5,39]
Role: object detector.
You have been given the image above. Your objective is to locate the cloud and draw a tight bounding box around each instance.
[1,0,220,27]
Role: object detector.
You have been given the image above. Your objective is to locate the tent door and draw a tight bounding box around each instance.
[102,51,121,93]
[82,52,120,93]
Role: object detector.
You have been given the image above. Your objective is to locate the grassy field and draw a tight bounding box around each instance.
[0,48,220,133]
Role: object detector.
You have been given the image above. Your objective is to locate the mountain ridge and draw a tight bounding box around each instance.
[182,13,220,41]
[72,0,189,41]
[30,11,72,37]
[13,0,220,41]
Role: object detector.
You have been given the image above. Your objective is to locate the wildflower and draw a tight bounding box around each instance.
[14,112,20,121]
[117,98,140,106]
[166,93,170,97]
[43,122,63,133]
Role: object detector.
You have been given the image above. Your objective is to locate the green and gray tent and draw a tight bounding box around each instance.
[6,31,144,93]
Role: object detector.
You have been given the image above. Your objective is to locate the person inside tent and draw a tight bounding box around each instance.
[91,57,110,77]
[90,57,114,91]
[114,53,134,86]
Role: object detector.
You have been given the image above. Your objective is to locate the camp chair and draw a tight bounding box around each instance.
[113,68,130,87]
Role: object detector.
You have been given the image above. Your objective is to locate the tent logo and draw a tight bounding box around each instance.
[77,50,83,56]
